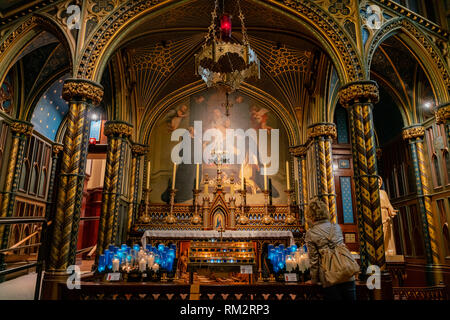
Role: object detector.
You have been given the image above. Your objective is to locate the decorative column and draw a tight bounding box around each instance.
[306,123,337,223]
[46,79,103,274]
[339,80,385,271]
[402,125,443,285]
[0,121,33,252]
[435,103,449,144]
[96,121,133,257]
[41,144,63,264]
[289,145,308,226]
[127,143,147,232]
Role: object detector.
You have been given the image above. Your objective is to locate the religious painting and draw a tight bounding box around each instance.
[213,209,225,230]
[149,87,290,205]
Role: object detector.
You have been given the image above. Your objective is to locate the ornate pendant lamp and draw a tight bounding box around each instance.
[195,0,260,93]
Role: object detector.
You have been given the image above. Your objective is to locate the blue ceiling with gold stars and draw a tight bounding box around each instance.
[31,74,70,141]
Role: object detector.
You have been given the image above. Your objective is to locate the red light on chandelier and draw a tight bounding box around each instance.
[220,14,232,38]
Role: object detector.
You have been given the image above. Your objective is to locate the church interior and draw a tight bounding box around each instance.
[0,0,449,301]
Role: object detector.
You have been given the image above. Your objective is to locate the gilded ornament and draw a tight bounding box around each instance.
[62,79,104,106]
[307,123,337,140]
[104,121,133,137]
[285,214,296,224]
[338,81,379,105]
[191,214,202,225]
[402,126,425,140]
[52,144,64,155]
[289,145,307,157]
[131,143,148,156]
[435,103,450,124]
[10,121,33,136]
[237,215,249,225]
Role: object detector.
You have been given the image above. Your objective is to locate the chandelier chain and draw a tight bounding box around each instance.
[237,0,249,46]
[203,0,219,49]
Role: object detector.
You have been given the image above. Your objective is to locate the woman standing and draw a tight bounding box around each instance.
[305,199,357,301]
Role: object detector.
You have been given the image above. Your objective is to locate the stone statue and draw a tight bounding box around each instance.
[379,177,398,255]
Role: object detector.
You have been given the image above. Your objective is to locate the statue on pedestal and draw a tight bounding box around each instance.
[379,177,398,255]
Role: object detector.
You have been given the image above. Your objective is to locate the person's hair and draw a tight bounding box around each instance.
[307,199,330,223]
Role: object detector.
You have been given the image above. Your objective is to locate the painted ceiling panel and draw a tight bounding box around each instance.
[31,74,70,141]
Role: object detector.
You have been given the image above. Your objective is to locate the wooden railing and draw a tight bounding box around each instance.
[59,281,372,301]
[393,286,448,300]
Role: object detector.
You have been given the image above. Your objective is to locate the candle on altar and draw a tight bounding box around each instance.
[147,254,155,267]
[172,163,177,189]
[263,164,268,191]
[112,258,120,272]
[146,161,151,189]
[240,163,244,190]
[195,163,199,189]
[139,258,147,272]
[286,160,290,190]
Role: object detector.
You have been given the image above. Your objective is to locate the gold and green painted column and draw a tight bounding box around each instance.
[289,145,308,226]
[47,79,104,272]
[402,125,443,285]
[96,121,133,257]
[0,121,33,262]
[306,123,337,223]
[339,80,385,271]
[435,103,449,144]
[128,143,147,232]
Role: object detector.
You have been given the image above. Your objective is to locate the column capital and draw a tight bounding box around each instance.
[10,120,33,136]
[104,120,133,138]
[289,145,307,157]
[306,123,337,140]
[62,78,104,106]
[131,143,148,156]
[435,103,450,124]
[402,125,425,140]
[52,143,64,155]
[338,80,379,106]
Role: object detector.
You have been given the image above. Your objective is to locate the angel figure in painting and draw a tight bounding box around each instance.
[166,104,189,132]
[379,177,399,255]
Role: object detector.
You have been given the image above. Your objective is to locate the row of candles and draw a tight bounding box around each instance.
[145,160,292,192]
[97,244,176,273]
[268,244,310,273]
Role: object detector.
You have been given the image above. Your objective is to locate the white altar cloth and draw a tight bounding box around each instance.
[141,230,295,247]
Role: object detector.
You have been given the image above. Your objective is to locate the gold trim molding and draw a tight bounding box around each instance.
[338,80,379,106]
[62,78,104,106]
[402,125,425,140]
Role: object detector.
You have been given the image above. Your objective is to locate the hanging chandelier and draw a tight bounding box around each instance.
[195,0,260,92]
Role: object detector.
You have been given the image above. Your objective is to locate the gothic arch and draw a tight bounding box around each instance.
[141,81,300,148]
[366,17,450,104]
[75,0,364,86]
[0,13,74,88]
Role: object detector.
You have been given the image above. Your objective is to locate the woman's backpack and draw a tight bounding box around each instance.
[319,224,360,287]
